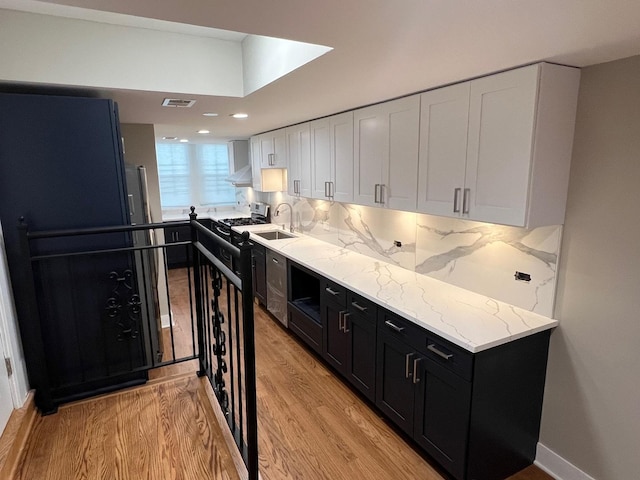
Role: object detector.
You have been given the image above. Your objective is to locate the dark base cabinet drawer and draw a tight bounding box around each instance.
[288,303,322,355]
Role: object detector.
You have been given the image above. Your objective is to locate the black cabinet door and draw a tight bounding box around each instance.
[252,246,266,305]
[164,224,191,269]
[345,310,376,401]
[323,299,348,374]
[375,329,416,435]
[413,357,471,480]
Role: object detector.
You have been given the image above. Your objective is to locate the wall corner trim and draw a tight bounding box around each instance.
[535,443,598,480]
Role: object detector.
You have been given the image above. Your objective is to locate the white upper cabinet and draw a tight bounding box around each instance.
[417,82,470,216]
[353,95,420,210]
[255,128,287,169]
[310,111,354,202]
[417,63,580,227]
[286,123,312,197]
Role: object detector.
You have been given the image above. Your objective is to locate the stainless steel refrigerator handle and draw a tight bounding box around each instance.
[405,353,414,378]
[127,194,135,216]
[453,188,461,213]
[427,343,453,360]
[463,188,471,214]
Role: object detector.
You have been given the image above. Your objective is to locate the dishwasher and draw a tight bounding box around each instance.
[266,249,288,327]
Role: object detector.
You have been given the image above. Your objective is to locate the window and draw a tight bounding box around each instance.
[156,143,236,208]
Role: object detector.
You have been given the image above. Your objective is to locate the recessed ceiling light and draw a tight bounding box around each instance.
[179,138,189,143]
[197,129,210,134]
[202,112,218,117]
[162,136,178,140]
[231,113,249,119]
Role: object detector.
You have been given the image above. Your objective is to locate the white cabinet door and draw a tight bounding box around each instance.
[250,137,262,191]
[417,83,470,216]
[310,118,331,199]
[259,129,287,169]
[465,65,539,226]
[354,96,420,209]
[383,95,420,211]
[286,123,311,197]
[330,111,353,203]
[353,105,385,207]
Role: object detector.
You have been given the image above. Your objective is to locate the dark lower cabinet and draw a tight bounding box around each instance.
[164,223,192,269]
[251,243,266,305]
[322,281,377,401]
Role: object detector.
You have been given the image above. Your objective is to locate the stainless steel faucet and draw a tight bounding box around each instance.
[275,203,294,232]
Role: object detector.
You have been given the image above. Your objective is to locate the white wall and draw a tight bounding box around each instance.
[0,9,243,96]
[539,55,640,480]
[0,222,30,408]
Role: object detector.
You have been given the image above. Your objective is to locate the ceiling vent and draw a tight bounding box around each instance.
[162,98,196,108]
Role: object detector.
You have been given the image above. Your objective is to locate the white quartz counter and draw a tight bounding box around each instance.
[233,224,558,353]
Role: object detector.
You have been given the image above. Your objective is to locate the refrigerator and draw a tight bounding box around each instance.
[124,164,164,365]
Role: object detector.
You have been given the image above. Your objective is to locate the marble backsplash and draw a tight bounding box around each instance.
[251,190,561,318]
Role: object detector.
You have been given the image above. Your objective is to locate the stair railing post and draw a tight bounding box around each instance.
[189,207,206,377]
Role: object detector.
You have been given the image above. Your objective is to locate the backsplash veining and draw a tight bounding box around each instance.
[256,191,561,317]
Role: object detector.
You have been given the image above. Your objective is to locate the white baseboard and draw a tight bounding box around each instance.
[161,313,174,328]
[536,443,597,480]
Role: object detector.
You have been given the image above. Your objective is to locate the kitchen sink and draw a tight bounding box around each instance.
[255,230,296,240]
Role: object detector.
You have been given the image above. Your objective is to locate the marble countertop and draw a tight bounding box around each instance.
[233,224,558,353]
[162,208,249,223]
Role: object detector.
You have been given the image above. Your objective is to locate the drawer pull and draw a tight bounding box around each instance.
[384,320,404,333]
[405,353,414,378]
[342,312,351,333]
[351,301,367,313]
[427,344,453,360]
[325,287,340,296]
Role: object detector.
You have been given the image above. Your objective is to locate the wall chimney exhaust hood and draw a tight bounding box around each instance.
[225,164,252,186]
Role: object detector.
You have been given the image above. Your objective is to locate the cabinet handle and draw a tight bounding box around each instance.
[374,184,380,203]
[342,312,351,333]
[324,181,329,197]
[351,301,367,313]
[453,188,461,213]
[462,188,471,214]
[325,287,340,296]
[294,179,300,195]
[384,320,404,333]
[329,181,334,198]
[268,153,275,166]
[338,311,344,332]
[427,343,453,360]
[272,257,279,264]
[379,184,385,204]
[405,352,414,378]
[413,358,421,384]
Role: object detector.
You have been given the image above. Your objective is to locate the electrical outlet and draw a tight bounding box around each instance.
[514,271,531,282]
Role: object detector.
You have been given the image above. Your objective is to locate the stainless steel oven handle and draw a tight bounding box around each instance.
[215,226,231,237]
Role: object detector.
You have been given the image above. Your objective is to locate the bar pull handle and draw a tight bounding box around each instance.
[379,184,385,204]
[272,257,279,264]
[342,312,351,333]
[384,320,404,333]
[351,301,367,313]
[325,287,340,296]
[329,181,334,198]
[127,194,135,217]
[427,343,453,360]
[453,188,461,213]
[325,181,330,198]
[462,188,471,214]
[268,153,276,166]
[405,352,415,378]
[413,358,421,384]
[374,183,380,203]
[338,311,344,332]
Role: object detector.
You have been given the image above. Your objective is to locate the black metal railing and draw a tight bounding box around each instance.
[18,209,258,480]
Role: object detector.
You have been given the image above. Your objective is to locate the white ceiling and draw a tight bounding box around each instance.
[5,0,640,143]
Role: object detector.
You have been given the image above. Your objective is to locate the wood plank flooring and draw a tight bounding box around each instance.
[15,268,553,479]
[15,375,240,480]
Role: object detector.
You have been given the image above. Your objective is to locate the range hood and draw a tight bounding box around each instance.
[225,164,252,186]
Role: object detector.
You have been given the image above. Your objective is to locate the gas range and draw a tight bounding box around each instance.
[218,216,268,228]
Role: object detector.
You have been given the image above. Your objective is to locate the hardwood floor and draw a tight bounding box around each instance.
[15,375,240,480]
[15,268,553,479]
